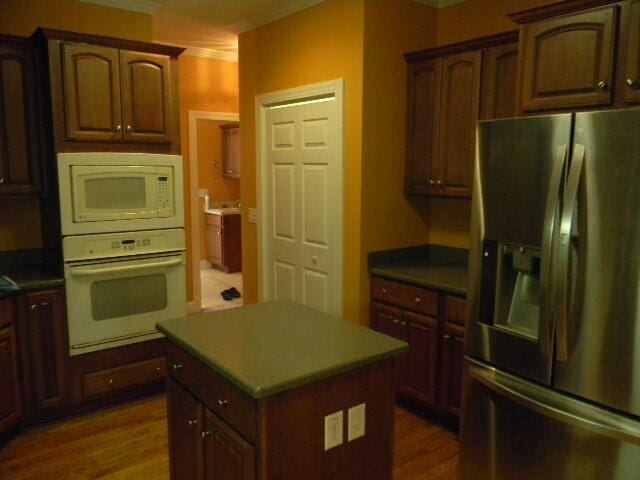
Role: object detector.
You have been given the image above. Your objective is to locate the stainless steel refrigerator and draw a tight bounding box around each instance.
[461,108,640,480]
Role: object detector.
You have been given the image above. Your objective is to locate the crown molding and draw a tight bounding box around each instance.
[231,0,326,34]
[76,0,163,15]
[183,47,238,63]
[411,0,468,8]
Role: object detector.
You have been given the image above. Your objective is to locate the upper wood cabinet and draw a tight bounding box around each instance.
[517,6,618,111]
[404,32,518,198]
[0,35,41,195]
[480,42,519,119]
[221,123,240,179]
[34,29,183,154]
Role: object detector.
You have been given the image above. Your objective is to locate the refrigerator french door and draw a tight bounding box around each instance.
[461,109,640,480]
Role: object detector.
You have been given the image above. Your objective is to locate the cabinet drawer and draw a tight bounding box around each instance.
[167,342,257,442]
[444,295,467,326]
[206,213,222,226]
[82,356,166,397]
[371,277,438,316]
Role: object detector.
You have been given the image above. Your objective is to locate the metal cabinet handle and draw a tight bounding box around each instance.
[172,363,183,372]
[429,179,436,186]
[626,78,640,89]
[201,430,211,439]
[414,297,422,304]
[443,334,451,340]
[0,177,4,184]
[126,125,132,132]
[392,318,399,324]
[156,367,162,373]
[39,301,49,307]
[400,321,407,326]
[596,81,609,91]
[187,419,198,427]
[435,180,443,187]
[115,125,122,132]
[381,288,388,294]
[108,378,114,385]
[30,304,38,311]
[217,398,229,408]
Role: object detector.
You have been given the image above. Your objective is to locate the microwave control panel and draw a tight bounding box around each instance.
[157,176,170,211]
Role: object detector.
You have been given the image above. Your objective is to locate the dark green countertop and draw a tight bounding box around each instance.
[157,300,408,399]
[0,249,64,299]
[368,244,468,296]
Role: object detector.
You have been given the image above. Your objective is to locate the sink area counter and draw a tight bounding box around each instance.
[157,300,407,398]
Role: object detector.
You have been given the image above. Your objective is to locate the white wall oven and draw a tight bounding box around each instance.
[63,229,186,355]
[57,152,184,235]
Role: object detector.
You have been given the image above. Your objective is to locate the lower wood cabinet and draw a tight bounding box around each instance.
[370,276,466,419]
[0,297,23,436]
[206,213,242,273]
[168,379,255,480]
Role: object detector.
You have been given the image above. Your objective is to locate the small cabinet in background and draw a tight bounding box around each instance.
[0,35,41,195]
[220,123,240,179]
[206,213,242,273]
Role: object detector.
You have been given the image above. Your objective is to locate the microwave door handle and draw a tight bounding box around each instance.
[69,257,182,277]
[539,144,567,358]
[555,144,585,362]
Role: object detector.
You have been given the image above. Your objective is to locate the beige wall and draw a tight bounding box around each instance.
[239,0,366,323]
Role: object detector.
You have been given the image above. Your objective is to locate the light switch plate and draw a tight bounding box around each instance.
[248,208,257,224]
[324,411,343,450]
[348,403,365,441]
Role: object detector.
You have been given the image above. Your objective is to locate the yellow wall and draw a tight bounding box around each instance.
[197,120,241,261]
[178,55,239,300]
[239,0,365,322]
[0,0,152,252]
[428,0,560,249]
[359,0,438,323]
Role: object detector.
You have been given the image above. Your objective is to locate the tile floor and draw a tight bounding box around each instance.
[200,263,243,311]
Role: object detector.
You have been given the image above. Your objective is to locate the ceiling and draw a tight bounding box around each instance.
[79,0,468,61]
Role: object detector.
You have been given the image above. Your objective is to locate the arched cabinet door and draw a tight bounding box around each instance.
[519,6,617,111]
[61,43,122,142]
[120,50,172,144]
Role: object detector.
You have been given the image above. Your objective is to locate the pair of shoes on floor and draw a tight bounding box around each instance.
[220,287,241,301]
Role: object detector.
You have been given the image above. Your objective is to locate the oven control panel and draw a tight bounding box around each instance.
[63,228,185,261]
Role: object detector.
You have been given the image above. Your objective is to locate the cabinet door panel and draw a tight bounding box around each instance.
[437,50,481,197]
[120,50,171,144]
[61,43,122,141]
[370,302,406,391]
[207,224,223,266]
[26,290,69,411]
[480,43,518,120]
[405,58,441,195]
[439,322,465,417]
[221,125,240,178]
[0,319,23,433]
[520,6,617,111]
[624,0,640,104]
[401,311,439,406]
[0,40,40,194]
[167,379,205,480]
[203,409,255,480]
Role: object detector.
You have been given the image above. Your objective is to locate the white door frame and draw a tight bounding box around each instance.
[255,79,344,315]
[187,110,239,314]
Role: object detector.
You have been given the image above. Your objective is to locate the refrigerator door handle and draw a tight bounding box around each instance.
[555,144,585,362]
[467,358,640,445]
[539,144,567,358]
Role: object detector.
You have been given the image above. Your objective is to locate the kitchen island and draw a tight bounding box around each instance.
[157,300,407,480]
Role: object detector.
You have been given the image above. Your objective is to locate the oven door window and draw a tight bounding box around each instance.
[91,273,167,320]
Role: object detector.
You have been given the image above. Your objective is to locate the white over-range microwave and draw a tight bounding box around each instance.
[57,152,184,235]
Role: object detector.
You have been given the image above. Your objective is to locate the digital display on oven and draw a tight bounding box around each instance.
[158,177,168,181]
[122,240,135,244]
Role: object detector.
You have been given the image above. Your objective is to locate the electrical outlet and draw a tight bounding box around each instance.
[248,208,257,224]
[324,411,343,451]
[348,403,365,441]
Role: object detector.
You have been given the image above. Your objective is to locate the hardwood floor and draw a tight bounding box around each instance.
[0,395,459,480]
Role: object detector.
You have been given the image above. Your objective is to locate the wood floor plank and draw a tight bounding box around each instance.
[0,395,459,479]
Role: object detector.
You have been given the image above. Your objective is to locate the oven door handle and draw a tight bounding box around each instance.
[69,257,182,277]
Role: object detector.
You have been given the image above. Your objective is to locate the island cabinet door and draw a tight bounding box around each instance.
[167,379,205,480]
[202,409,255,480]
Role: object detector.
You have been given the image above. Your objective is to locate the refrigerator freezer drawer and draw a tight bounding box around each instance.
[460,357,640,480]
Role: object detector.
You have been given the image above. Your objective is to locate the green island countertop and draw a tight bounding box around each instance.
[157,300,408,399]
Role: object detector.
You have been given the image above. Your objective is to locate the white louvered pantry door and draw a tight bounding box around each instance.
[263,99,340,315]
